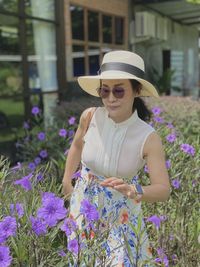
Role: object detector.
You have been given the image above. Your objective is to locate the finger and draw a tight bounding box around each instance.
[100,177,123,185]
[113,184,127,191]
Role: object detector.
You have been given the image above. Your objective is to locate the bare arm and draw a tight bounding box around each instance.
[62,108,93,195]
[141,132,171,203]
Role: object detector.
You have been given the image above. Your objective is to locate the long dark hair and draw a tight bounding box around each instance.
[130,79,152,122]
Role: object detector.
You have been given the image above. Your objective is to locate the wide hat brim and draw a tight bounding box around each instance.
[78,71,159,98]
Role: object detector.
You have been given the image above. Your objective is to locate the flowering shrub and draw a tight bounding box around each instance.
[0,96,199,266]
[15,106,78,179]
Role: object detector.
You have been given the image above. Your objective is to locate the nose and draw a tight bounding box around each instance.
[107,90,116,102]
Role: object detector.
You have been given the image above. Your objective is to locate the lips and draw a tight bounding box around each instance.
[107,106,120,109]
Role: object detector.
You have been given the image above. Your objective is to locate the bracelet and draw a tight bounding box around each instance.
[128,184,137,199]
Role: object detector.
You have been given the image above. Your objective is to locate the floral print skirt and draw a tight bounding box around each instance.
[69,166,154,267]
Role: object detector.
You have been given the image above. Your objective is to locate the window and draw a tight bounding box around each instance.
[73,45,85,76]
[103,15,112,43]
[0,0,64,153]
[0,0,18,13]
[88,11,99,42]
[71,5,84,40]
[70,5,126,77]
[25,0,55,20]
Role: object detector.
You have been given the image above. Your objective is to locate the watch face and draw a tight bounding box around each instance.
[135,184,143,194]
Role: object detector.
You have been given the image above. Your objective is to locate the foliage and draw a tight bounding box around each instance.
[0,96,199,266]
[0,63,22,97]
[149,68,181,95]
[187,0,200,4]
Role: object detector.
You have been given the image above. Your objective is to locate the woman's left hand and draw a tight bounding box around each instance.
[100,177,136,198]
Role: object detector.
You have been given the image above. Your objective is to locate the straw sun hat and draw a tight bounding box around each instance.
[77,50,159,98]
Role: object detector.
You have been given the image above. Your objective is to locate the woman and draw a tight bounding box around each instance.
[62,50,170,266]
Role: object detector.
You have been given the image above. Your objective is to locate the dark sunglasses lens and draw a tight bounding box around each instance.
[113,88,125,98]
[98,87,110,98]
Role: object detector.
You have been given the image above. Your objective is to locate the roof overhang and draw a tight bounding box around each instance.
[134,0,200,30]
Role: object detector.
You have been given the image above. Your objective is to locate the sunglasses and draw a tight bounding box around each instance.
[97,87,125,99]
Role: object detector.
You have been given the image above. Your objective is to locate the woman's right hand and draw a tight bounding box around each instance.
[62,180,74,198]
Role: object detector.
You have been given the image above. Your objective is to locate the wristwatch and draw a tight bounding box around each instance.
[129,184,144,202]
[131,184,144,201]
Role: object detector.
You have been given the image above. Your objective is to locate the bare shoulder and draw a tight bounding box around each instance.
[79,107,97,129]
[143,131,164,157]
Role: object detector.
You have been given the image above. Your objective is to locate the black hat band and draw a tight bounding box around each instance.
[99,62,145,79]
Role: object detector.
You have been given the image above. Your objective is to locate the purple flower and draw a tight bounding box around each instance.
[68,238,79,255]
[146,215,162,229]
[180,144,195,156]
[80,199,99,222]
[23,121,30,129]
[34,157,41,165]
[68,130,75,138]
[37,132,46,141]
[166,134,176,143]
[60,218,78,236]
[59,129,67,137]
[153,117,164,124]
[39,150,48,159]
[10,203,24,218]
[152,107,162,116]
[58,250,66,257]
[165,160,171,169]
[72,170,81,180]
[166,122,174,129]
[14,173,33,191]
[0,246,12,267]
[155,247,169,267]
[0,216,17,243]
[36,172,44,182]
[32,106,40,115]
[172,179,180,189]
[30,216,47,236]
[68,116,76,125]
[28,162,36,171]
[144,165,149,173]
[192,180,197,187]
[37,193,67,227]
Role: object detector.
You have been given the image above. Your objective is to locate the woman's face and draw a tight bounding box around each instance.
[100,79,138,123]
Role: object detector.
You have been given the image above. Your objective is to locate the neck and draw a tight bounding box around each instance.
[108,109,134,123]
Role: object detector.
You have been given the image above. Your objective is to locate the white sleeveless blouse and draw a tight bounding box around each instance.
[81,107,155,180]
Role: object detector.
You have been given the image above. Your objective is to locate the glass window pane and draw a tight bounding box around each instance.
[89,47,99,75]
[72,45,85,76]
[115,17,124,44]
[26,19,58,93]
[88,11,99,42]
[0,0,18,13]
[0,14,20,55]
[25,0,55,21]
[71,5,84,40]
[103,15,112,43]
